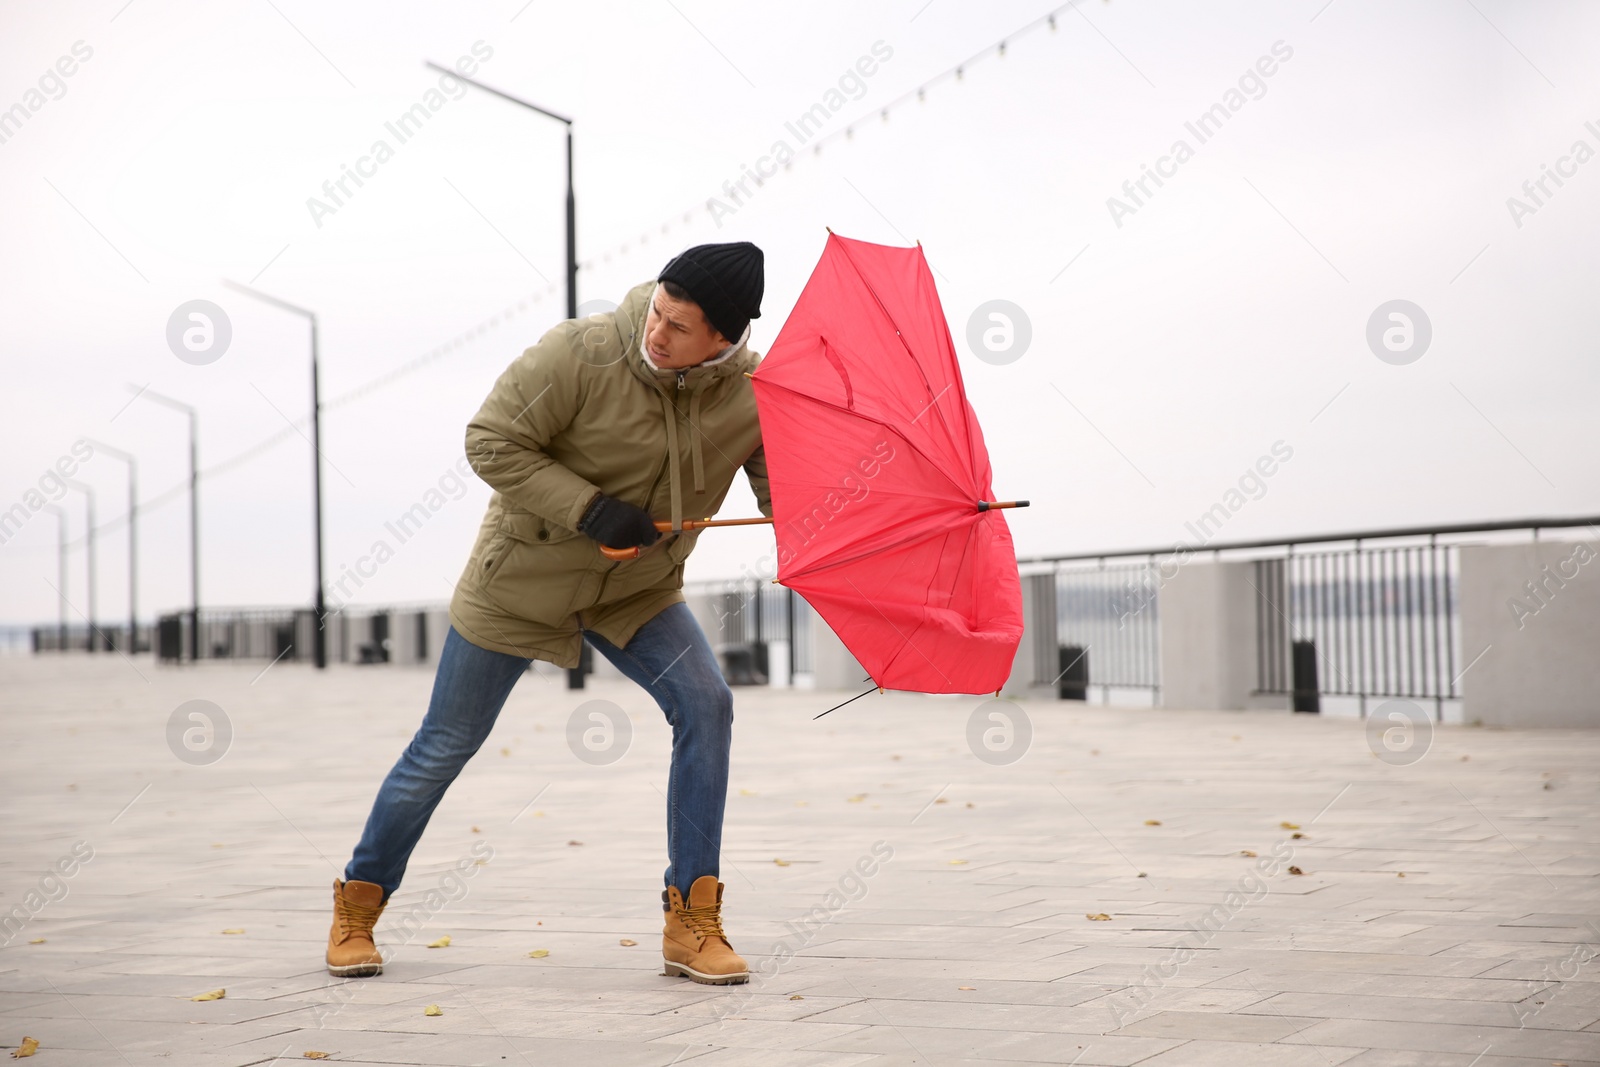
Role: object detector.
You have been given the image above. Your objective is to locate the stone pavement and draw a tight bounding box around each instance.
[1,652,1598,1066]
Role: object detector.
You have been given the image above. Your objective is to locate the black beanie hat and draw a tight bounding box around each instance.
[658,241,764,344]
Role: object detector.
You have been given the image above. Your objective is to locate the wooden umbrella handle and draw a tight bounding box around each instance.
[599,516,776,561]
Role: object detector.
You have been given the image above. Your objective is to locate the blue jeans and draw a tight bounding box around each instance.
[344,603,734,900]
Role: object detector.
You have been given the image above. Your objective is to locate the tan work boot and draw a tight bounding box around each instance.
[662,875,749,985]
[326,879,386,977]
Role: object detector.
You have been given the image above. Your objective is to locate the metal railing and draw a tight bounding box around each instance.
[23,515,1596,712]
[1020,514,1599,713]
[1017,561,1163,700]
[688,580,815,679]
[1254,543,1460,715]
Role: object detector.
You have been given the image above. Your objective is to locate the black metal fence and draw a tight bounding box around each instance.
[24,516,1594,712]
[1019,515,1597,713]
[1254,542,1461,716]
[28,624,144,655]
[1015,562,1163,700]
[689,580,815,680]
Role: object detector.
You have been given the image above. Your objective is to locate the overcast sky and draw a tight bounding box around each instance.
[2,0,1596,627]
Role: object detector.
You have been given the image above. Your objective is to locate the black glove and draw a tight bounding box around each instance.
[578,493,662,550]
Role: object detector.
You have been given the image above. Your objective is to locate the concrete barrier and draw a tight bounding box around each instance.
[1460,539,1599,727]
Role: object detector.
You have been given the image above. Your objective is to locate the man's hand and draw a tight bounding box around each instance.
[578,493,662,550]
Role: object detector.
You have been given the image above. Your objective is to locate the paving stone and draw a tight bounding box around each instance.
[4,654,1598,1064]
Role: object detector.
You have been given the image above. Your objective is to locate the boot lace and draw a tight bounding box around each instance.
[335,894,384,943]
[675,900,727,942]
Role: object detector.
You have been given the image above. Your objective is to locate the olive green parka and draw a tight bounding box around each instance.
[448,279,772,666]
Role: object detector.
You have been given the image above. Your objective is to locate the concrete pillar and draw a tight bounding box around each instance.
[423,610,450,668]
[1158,559,1259,710]
[684,592,726,651]
[1459,539,1600,727]
[1002,573,1059,700]
[810,609,868,691]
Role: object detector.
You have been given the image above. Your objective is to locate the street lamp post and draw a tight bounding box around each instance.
[65,481,95,653]
[424,61,577,319]
[220,281,328,669]
[44,504,67,651]
[86,439,137,653]
[138,388,199,662]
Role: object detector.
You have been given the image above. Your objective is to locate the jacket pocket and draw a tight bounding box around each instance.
[480,511,594,624]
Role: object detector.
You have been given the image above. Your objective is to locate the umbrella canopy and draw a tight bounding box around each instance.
[751,233,1023,695]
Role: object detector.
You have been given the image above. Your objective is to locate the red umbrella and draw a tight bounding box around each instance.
[751,232,1025,696]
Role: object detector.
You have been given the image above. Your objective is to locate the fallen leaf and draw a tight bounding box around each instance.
[949,859,968,865]
[303,1053,329,1060]
[567,840,583,847]
[1291,832,1305,840]
[934,797,949,805]
[1137,872,1148,878]
[965,802,975,809]
[794,801,808,807]
[890,754,902,760]
[773,858,791,867]
[474,859,488,866]
[221,928,245,935]
[619,939,637,947]
[500,747,510,756]
[471,825,481,833]
[1397,872,1406,878]
[1144,819,1161,826]
[1280,821,1301,830]
[528,949,550,958]
[424,1004,442,1016]
[1086,913,1112,921]
[957,986,976,991]
[846,794,867,803]
[27,938,44,945]
[1460,755,1469,761]
[739,788,757,796]
[1231,735,1241,741]
[1239,850,1258,857]
[1090,749,1100,756]
[1287,866,1305,876]
[426,935,451,948]
[11,1037,39,1058]
[789,994,805,1000]
[190,988,226,1001]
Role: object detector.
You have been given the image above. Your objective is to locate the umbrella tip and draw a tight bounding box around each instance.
[825,225,833,234]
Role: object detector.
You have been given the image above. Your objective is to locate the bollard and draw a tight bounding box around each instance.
[1058,645,1089,701]
[1291,640,1320,713]
[566,639,592,689]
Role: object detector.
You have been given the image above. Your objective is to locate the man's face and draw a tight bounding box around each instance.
[643,286,730,370]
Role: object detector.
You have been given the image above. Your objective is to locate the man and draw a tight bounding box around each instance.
[326,241,770,986]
